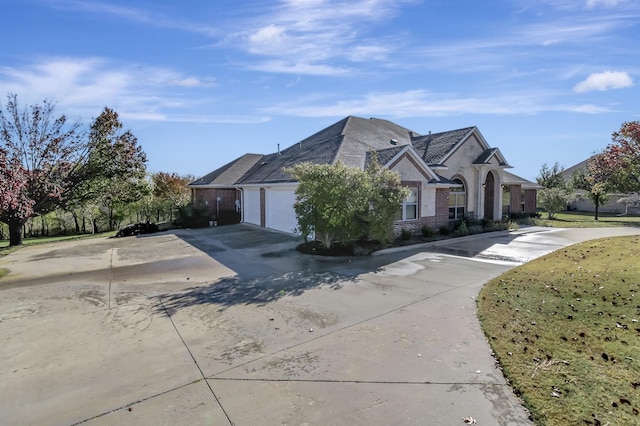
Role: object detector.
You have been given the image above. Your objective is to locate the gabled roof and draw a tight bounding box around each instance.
[410,127,475,165]
[188,153,263,187]
[367,144,441,183]
[192,116,525,187]
[473,147,511,167]
[562,158,591,182]
[236,116,415,184]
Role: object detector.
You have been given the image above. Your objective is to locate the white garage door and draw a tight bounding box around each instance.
[266,189,298,234]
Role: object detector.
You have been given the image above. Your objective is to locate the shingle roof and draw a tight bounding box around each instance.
[365,145,407,167]
[188,153,263,186]
[410,127,475,165]
[193,117,521,187]
[503,171,543,189]
[236,116,415,184]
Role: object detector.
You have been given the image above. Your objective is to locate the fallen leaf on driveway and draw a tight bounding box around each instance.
[462,416,477,424]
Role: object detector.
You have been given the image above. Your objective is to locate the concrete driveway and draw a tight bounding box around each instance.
[1,224,639,425]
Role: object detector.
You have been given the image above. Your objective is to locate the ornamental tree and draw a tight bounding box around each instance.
[599,121,640,193]
[536,162,566,189]
[152,172,193,210]
[285,155,409,248]
[568,153,612,221]
[536,162,573,219]
[0,94,147,245]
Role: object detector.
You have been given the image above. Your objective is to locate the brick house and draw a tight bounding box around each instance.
[189,116,539,234]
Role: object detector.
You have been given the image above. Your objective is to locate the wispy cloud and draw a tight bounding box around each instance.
[264,89,616,117]
[586,0,626,8]
[230,0,410,74]
[0,57,224,123]
[573,70,633,92]
[47,0,221,37]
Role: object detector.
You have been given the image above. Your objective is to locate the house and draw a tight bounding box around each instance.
[188,116,539,234]
[562,159,639,214]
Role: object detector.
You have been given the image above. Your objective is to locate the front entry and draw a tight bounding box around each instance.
[484,171,495,220]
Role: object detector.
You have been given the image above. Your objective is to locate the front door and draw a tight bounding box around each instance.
[484,171,495,220]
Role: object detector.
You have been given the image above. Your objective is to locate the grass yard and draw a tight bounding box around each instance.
[0,231,113,256]
[534,211,640,228]
[478,235,640,425]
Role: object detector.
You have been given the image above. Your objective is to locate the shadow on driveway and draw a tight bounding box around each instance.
[148,224,527,315]
[154,270,353,315]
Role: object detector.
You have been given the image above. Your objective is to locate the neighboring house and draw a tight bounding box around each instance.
[562,159,639,214]
[188,116,539,235]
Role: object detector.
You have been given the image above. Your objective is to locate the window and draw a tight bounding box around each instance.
[520,189,526,212]
[449,179,466,220]
[397,187,418,220]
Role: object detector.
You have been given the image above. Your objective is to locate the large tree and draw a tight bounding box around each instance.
[536,162,566,189]
[152,172,193,219]
[0,94,147,245]
[598,121,640,193]
[285,156,409,248]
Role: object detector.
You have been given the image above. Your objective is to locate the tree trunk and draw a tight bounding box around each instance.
[73,212,80,234]
[9,217,25,246]
[594,195,600,221]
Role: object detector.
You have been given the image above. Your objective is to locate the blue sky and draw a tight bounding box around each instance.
[1,0,638,181]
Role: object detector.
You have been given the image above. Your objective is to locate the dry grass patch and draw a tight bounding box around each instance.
[478,236,640,425]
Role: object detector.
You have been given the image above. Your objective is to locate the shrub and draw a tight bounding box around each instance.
[400,228,412,240]
[352,244,372,256]
[177,204,210,228]
[439,225,450,236]
[421,225,433,237]
[456,221,469,236]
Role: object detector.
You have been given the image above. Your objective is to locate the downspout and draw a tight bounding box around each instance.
[236,187,244,223]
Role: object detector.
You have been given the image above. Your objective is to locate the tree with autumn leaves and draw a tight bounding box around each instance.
[596,121,640,194]
[0,94,147,246]
[152,172,193,220]
[572,121,640,220]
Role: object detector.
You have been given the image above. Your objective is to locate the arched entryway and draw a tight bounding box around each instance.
[484,171,496,220]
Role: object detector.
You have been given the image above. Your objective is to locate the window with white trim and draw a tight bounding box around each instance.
[397,187,418,220]
[449,179,466,220]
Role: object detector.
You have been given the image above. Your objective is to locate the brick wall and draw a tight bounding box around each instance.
[510,184,522,213]
[524,189,537,214]
[192,188,240,224]
[392,188,450,236]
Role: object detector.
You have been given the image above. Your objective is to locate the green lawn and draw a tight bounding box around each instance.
[0,231,113,256]
[478,235,640,425]
[533,211,640,228]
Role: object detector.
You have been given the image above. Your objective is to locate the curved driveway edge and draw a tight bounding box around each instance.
[1,225,639,425]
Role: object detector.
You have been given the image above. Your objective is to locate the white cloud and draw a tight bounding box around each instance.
[573,70,633,92]
[249,60,350,76]
[248,25,289,55]
[236,0,406,74]
[570,104,614,113]
[349,44,390,62]
[264,89,615,117]
[0,57,218,122]
[586,0,625,8]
